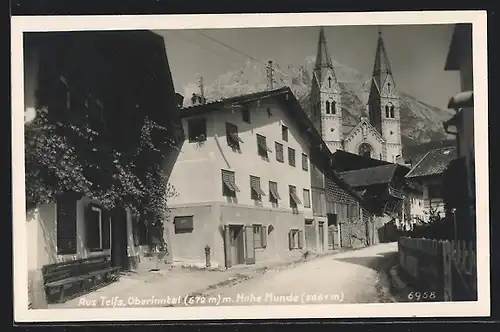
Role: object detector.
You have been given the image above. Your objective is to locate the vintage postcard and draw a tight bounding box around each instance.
[12,11,489,322]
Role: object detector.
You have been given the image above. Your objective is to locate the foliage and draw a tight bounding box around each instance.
[25,100,179,245]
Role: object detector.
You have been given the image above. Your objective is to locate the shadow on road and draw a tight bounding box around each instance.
[333,251,398,270]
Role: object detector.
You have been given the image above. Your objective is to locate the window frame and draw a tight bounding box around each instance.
[275,142,284,163]
[282,125,288,142]
[288,147,296,167]
[188,117,207,143]
[303,189,311,208]
[301,153,308,171]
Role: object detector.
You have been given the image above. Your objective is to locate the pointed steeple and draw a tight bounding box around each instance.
[371,28,394,93]
[313,27,337,85]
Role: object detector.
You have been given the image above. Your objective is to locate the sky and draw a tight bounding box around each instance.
[155,24,461,109]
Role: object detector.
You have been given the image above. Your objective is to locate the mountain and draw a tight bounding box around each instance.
[180,56,456,161]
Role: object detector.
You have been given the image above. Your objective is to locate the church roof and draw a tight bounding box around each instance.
[368,30,394,101]
[331,150,392,172]
[339,164,399,188]
[313,27,338,86]
[405,146,457,179]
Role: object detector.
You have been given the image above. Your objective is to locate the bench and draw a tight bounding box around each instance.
[42,255,121,304]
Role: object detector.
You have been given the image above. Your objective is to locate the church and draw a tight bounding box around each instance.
[309,27,403,164]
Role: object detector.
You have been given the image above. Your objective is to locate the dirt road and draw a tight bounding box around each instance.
[182,242,398,306]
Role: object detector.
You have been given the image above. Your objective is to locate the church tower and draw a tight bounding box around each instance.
[309,27,343,153]
[367,29,402,163]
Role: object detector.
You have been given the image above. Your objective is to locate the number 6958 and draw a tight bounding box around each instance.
[408,292,436,301]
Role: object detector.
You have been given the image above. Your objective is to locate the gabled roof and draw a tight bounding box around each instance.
[339,164,399,188]
[180,86,365,205]
[405,147,457,179]
[331,150,392,172]
[343,116,385,144]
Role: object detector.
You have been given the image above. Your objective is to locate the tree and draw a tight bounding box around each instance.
[25,95,179,247]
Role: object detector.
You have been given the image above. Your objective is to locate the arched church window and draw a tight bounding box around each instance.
[331,101,336,114]
[325,101,330,114]
[358,143,372,158]
[390,105,395,118]
[385,105,390,118]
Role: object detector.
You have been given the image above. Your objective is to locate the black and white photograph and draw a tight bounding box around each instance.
[12,12,489,321]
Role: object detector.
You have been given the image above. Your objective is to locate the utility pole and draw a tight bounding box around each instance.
[266,60,275,90]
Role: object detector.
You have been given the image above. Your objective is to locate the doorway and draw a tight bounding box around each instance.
[304,219,316,251]
[318,222,325,251]
[111,209,129,270]
[229,225,245,265]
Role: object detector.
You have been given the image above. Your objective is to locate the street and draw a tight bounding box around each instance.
[182,242,399,306]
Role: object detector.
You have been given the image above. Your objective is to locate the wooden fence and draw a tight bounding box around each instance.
[398,237,477,301]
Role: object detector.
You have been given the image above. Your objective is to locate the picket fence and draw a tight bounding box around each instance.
[398,237,477,301]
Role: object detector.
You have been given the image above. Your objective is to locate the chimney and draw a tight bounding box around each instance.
[191,93,198,105]
[174,93,184,108]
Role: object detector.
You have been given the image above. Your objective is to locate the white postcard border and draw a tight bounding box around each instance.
[11,11,489,322]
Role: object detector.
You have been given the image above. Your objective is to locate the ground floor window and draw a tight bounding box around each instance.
[85,204,110,252]
[253,224,267,249]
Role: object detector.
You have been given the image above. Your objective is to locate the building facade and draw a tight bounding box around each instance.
[309,27,403,163]
[24,31,182,307]
[405,147,457,224]
[442,23,476,239]
[166,87,367,268]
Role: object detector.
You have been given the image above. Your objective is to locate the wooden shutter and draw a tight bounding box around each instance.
[56,195,77,255]
[101,209,111,250]
[223,226,232,268]
[244,225,256,264]
[261,226,267,248]
[288,230,294,250]
[298,230,304,249]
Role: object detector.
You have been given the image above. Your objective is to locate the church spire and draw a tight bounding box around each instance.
[313,26,337,85]
[371,27,394,92]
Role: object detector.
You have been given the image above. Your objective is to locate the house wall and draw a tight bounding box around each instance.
[167,99,315,266]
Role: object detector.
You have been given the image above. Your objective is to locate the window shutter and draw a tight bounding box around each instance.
[288,230,294,250]
[56,195,77,255]
[102,209,111,250]
[261,226,267,248]
[298,230,304,249]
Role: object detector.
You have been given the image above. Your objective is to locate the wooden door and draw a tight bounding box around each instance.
[304,221,316,251]
[111,209,128,270]
[244,225,255,265]
[318,223,325,251]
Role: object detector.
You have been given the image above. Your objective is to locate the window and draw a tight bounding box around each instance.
[385,105,390,118]
[282,125,288,142]
[257,134,272,159]
[221,169,240,197]
[85,204,110,251]
[331,100,336,114]
[288,229,303,250]
[289,185,302,208]
[242,107,250,123]
[301,153,308,171]
[56,195,77,255]
[347,204,359,220]
[428,184,442,199]
[269,181,280,207]
[174,216,194,234]
[250,175,266,201]
[226,122,243,150]
[390,105,395,118]
[303,189,311,208]
[275,142,284,162]
[326,101,331,114]
[358,143,372,158]
[288,147,296,167]
[188,117,207,143]
[253,225,267,249]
